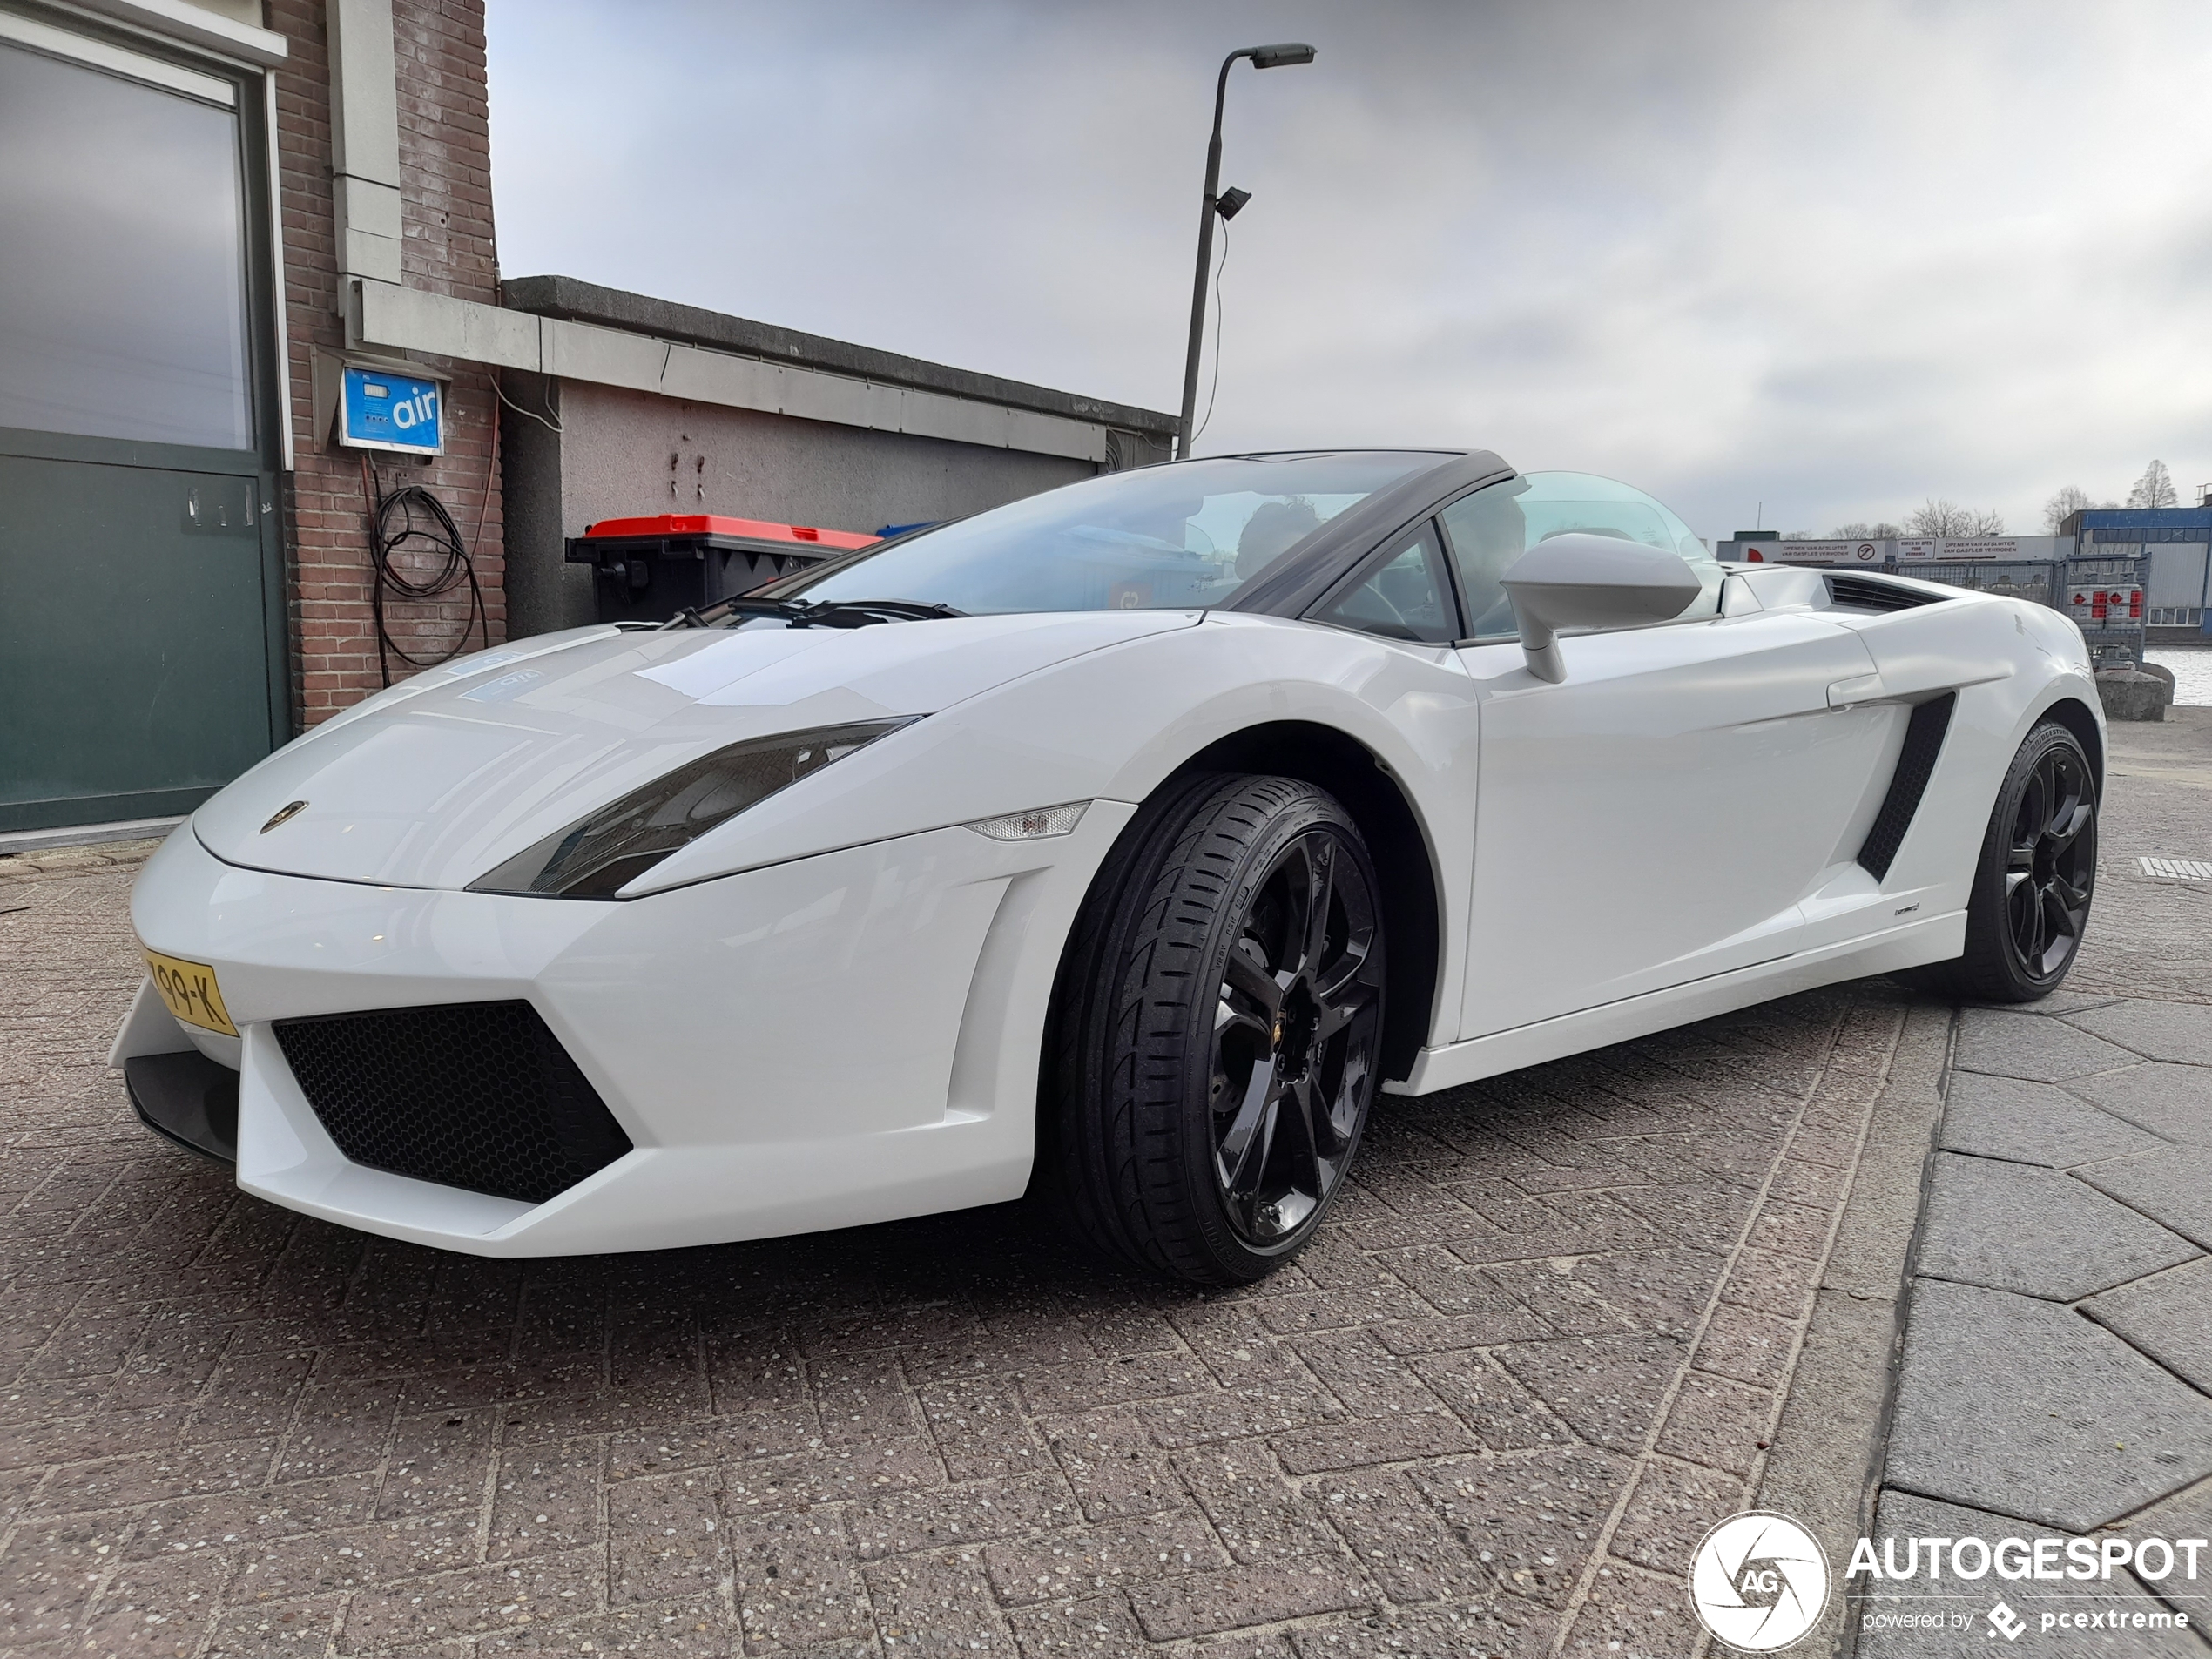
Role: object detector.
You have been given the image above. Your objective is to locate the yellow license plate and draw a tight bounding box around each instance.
[144,949,238,1037]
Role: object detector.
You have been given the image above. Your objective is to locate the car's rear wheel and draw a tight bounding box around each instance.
[1915,718,2098,1002]
[1042,774,1386,1285]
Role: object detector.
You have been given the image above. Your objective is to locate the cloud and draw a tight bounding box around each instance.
[487,0,2212,537]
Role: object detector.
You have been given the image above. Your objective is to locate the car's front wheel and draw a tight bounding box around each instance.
[1917,718,2098,1002]
[1042,774,1386,1285]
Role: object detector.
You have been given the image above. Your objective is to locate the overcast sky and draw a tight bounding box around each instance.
[484,1,2212,540]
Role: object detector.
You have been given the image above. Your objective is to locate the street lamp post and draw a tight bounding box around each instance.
[1175,43,1315,461]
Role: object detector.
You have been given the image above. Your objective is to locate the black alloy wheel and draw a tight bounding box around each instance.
[1042,774,1387,1285]
[2002,738,2096,981]
[1210,827,1382,1247]
[1917,718,2098,1003]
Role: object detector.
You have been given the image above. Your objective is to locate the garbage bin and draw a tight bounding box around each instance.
[565,515,880,624]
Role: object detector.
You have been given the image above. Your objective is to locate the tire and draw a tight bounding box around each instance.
[1913,719,2098,1003]
[1041,774,1388,1285]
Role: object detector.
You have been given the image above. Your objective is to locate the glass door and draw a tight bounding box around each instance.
[0,16,287,832]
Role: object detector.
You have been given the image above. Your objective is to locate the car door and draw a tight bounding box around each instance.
[1440,483,1900,1039]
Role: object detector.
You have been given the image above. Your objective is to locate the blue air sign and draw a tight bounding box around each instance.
[339,365,445,455]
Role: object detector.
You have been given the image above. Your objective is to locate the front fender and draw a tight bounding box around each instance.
[637,614,1480,900]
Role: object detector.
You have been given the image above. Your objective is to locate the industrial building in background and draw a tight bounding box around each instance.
[0,0,1173,840]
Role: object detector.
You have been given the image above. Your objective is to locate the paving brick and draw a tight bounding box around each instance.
[1136,1382,1343,1450]
[1175,1441,1339,1562]
[1656,1371,1774,1478]
[1127,1554,1378,1641]
[1691,1301,1797,1389]
[1272,1410,1480,1474]
[1410,1447,1629,1609]
[1491,1335,1684,1454]
[606,1473,726,1605]
[848,1472,1076,1560]
[1608,1454,1743,1577]
[918,1372,1054,1481]
[1314,1465,1488,1601]
[718,1438,948,1512]
[983,1508,1227,1607]
[334,1548,604,1651]
[1406,1351,1574,1453]
[1005,1592,1148,1656]
[488,1437,603,1560]
[728,1503,871,1651]
[1556,1560,1708,1656]
[1290,1327,1447,1417]
[862,1548,1015,1654]
[1040,1406,1184,1521]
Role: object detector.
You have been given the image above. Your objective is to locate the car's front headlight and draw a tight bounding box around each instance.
[468,718,916,898]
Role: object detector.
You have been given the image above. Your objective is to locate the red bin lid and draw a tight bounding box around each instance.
[581,514,879,551]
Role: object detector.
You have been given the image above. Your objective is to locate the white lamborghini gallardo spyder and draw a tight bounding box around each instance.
[117,451,2104,1284]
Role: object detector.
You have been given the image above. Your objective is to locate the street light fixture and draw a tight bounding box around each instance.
[1175,43,1316,460]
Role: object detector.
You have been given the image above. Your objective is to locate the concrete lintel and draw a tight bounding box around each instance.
[63,0,287,66]
[777,364,875,429]
[658,346,782,409]
[541,317,667,395]
[504,273,1177,439]
[898,387,1008,451]
[334,175,402,242]
[341,226,402,287]
[1006,404,1109,464]
[327,0,400,189]
[352,280,543,373]
[352,281,1111,462]
[652,338,1105,462]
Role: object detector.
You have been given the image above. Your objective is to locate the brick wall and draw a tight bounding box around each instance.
[267,0,505,726]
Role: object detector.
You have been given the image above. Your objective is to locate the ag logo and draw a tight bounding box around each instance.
[1687,1511,1829,1650]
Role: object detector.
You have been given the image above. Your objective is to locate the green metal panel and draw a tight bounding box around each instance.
[0,452,280,831]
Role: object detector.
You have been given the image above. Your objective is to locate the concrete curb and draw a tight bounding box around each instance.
[1755,997,1955,1657]
[0,815,181,855]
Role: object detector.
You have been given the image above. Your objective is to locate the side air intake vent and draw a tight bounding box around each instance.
[1858,692,1957,880]
[273,1001,631,1204]
[1827,574,1941,613]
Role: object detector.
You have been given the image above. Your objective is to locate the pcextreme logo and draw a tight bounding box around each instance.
[1688,1511,1830,1650]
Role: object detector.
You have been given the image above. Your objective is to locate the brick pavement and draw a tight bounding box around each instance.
[1,837,1925,1658]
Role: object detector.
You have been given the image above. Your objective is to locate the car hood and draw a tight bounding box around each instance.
[195,610,1197,890]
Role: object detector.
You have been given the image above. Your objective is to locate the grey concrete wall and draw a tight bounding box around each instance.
[503,380,1100,637]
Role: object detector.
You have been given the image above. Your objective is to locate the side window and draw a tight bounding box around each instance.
[1440,472,1726,637]
[1437,488,1526,638]
[1312,523,1459,644]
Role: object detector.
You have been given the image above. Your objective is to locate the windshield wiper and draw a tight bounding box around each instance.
[804,598,968,624]
[663,597,965,631]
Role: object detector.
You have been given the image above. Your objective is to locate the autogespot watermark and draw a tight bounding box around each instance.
[1688,1514,2205,1650]
[1689,1512,1830,1650]
[1851,1530,2202,1642]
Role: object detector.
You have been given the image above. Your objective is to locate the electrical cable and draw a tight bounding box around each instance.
[1191,217,1231,446]
[489,369,562,433]
[360,453,489,687]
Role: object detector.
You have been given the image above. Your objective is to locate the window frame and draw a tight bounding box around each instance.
[1430,482,1529,645]
[1305,516,1467,647]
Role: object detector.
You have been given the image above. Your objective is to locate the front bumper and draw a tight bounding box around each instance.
[125,808,1130,1255]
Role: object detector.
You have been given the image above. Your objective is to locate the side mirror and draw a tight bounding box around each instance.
[1499,533,1703,682]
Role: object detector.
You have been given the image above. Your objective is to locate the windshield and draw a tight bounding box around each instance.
[773,451,1447,616]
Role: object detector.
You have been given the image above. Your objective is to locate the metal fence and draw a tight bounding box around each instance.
[1899,555,2148,666]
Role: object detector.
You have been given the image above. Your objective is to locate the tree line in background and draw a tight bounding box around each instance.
[1784,461,2182,541]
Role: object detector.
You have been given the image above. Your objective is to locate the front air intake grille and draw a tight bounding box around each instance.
[273,1001,631,1204]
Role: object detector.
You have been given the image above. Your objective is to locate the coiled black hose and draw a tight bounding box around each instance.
[361,455,488,686]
